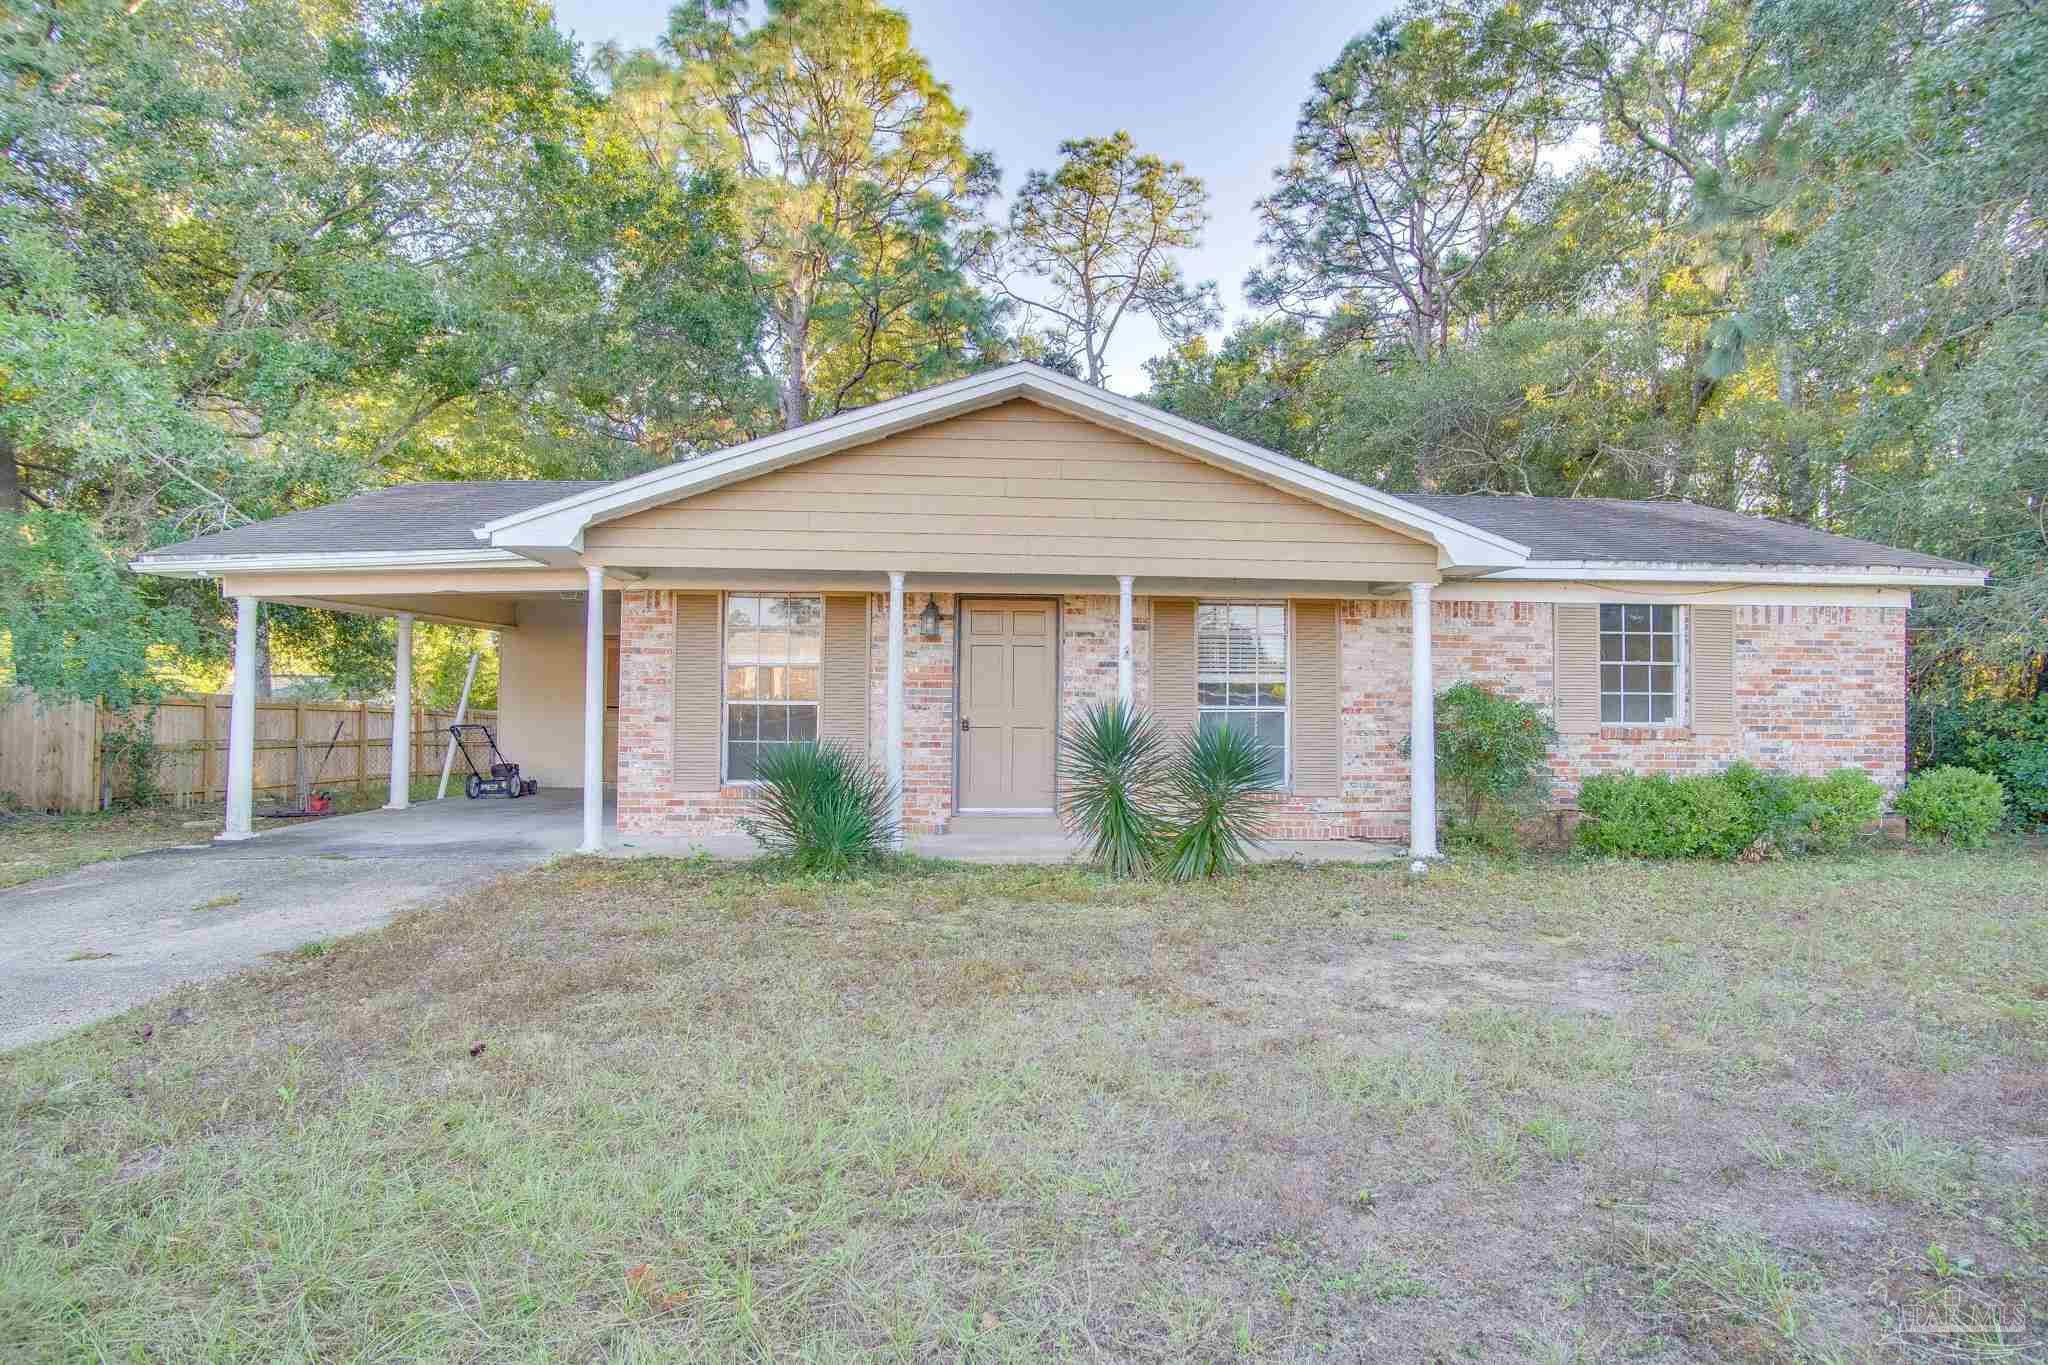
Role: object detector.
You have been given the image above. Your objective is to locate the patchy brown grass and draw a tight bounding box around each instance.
[0,779,446,889]
[3,849,2045,1361]
[0,806,210,887]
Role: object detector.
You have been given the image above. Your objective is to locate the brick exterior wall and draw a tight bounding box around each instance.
[614,589,1906,840]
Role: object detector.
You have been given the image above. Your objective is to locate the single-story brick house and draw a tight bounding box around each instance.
[134,363,1985,857]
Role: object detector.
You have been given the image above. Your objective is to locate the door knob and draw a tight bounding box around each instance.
[960,717,971,731]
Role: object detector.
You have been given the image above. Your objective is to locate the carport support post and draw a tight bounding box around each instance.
[580,565,605,853]
[218,595,259,841]
[1408,582,1439,862]
[385,612,414,810]
[1117,575,1134,705]
[886,571,905,848]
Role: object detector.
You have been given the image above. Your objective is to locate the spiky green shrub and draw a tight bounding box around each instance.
[1057,698,1168,877]
[1158,722,1280,881]
[739,741,899,876]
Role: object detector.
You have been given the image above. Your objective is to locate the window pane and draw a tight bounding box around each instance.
[1197,602,1290,782]
[786,666,819,702]
[1650,666,1674,695]
[1623,694,1649,723]
[726,665,758,700]
[728,704,758,741]
[1649,694,1675,722]
[788,706,817,742]
[786,598,822,661]
[1652,606,1675,632]
[727,742,756,782]
[1625,665,1650,693]
[726,594,757,643]
[1601,664,1622,694]
[759,706,787,741]
[1600,604,1623,631]
[1652,634,1674,662]
[1601,635,1623,662]
[1601,695,1622,722]
[1624,634,1650,662]
[1624,605,1651,631]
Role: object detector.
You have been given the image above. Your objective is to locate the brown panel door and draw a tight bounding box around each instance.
[959,599,1057,810]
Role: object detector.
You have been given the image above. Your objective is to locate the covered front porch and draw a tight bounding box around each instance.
[200,568,1447,862]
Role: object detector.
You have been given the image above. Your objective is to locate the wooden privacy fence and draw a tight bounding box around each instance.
[0,692,495,813]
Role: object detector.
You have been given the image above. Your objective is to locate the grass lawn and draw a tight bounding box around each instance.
[4,849,2044,1362]
[0,779,452,889]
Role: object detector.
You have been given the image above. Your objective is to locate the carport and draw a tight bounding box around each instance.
[132,483,627,852]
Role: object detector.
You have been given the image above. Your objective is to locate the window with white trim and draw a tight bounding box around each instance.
[1196,601,1288,779]
[723,593,822,780]
[1599,604,1683,723]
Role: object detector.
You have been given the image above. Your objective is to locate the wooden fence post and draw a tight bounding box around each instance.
[357,701,370,797]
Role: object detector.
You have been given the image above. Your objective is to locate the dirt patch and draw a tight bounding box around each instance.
[1315,938,1634,1015]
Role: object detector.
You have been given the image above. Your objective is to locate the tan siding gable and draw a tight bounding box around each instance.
[586,399,1436,580]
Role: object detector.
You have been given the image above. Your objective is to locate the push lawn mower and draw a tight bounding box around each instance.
[448,723,538,799]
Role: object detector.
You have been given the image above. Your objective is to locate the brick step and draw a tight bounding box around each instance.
[945,812,1064,837]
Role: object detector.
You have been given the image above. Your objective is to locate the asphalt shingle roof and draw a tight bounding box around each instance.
[1397,495,1976,571]
[139,482,608,559]
[138,479,1977,575]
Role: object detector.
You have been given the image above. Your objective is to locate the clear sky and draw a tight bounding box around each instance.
[545,0,1397,391]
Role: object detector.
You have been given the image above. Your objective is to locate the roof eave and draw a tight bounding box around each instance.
[129,547,541,579]
[1479,561,1989,588]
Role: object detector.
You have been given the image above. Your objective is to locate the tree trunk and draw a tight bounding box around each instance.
[778,302,810,431]
[254,608,274,700]
[0,429,18,515]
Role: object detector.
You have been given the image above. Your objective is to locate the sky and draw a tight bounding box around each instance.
[545,0,1400,392]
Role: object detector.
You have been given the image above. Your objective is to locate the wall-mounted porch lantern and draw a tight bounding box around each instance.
[918,595,943,639]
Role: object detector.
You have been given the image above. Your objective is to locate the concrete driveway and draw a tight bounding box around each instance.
[3,792,1398,1051]
[0,792,611,1051]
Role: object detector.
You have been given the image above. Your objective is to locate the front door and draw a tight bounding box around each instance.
[959,599,1057,810]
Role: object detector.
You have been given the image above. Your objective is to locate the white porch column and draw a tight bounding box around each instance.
[580,565,605,853]
[385,612,414,810]
[1117,575,1134,705]
[1408,581,1439,861]
[219,594,259,841]
[886,571,906,848]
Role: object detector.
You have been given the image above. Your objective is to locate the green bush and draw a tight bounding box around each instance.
[1057,698,1168,878]
[1913,695,2048,826]
[1721,761,1885,856]
[1403,682,1556,854]
[1576,772,1749,859]
[1577,764,1886,860]
[738,741,899,876]
[1893,766,2006,848]
[1158,722,1280,882]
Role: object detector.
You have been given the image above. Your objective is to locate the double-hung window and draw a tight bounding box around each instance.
[1599,604,1683,723]
[1196,601,1289,781]
[724,593,822,780]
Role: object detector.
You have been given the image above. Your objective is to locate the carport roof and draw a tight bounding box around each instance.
[139,482,607,560]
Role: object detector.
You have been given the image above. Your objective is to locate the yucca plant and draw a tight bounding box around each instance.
[1058,698,1169,877]
[1158,722,1279,881]
[738,741,899,876]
